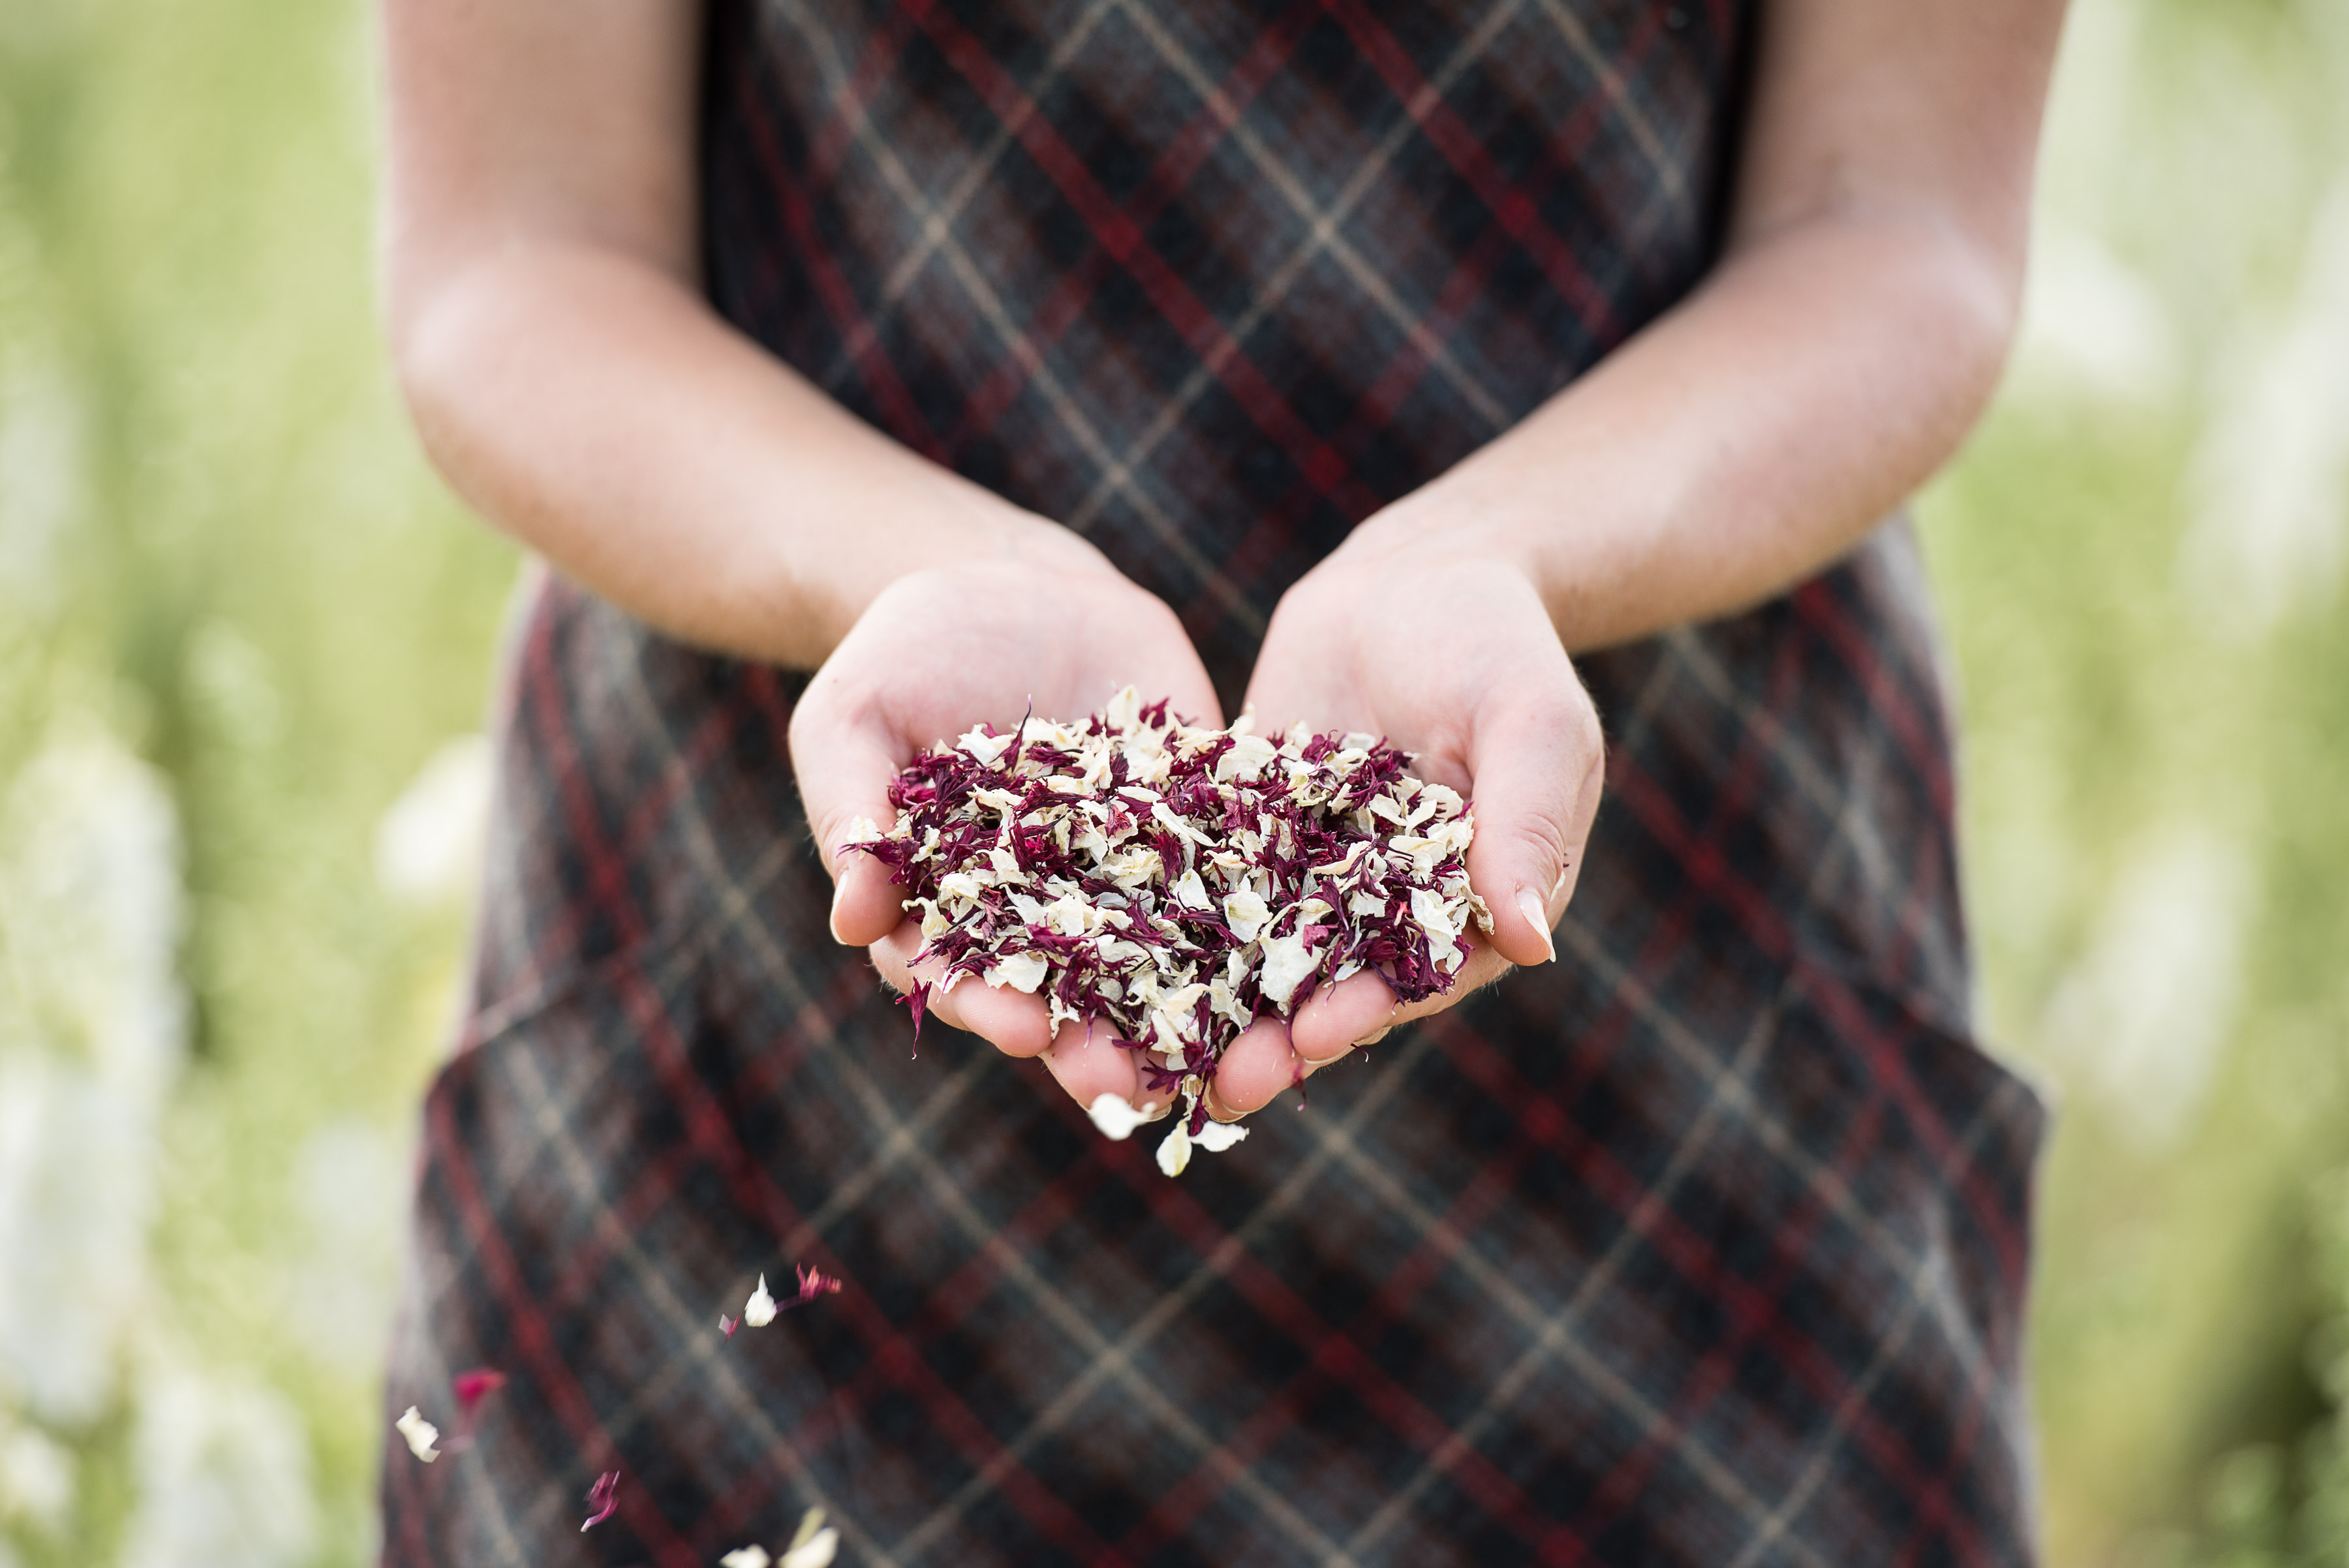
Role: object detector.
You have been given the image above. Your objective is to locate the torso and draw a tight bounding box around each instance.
[380,7,2047,1563]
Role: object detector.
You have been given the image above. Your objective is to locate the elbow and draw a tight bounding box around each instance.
[1941,225,2027,414]
[381,247,474,474]
[1891,212,2028,459]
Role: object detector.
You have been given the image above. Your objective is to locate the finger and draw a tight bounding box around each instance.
[872,923,1056,1056]
[1381,942,1515,1033]
[1287,971,1398,1066]
[788,698,913,947]
[1464,679,1604,968]
[878,925,1151,1115]
[1039,1022,1148,1114]
[1205,1014,1304,1118]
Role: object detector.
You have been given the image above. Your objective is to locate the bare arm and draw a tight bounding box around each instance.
[380,0,1220,1114]
[1211,0,2068,1115]
[1360,0,2069,650]
[379,0,1088,668]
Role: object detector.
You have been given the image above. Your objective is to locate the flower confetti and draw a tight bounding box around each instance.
[718,1505,838,1568]
[782,1506,840,1568]
[846,687,1492,1169]
[394,1406,440,1464]
[581,1469,620,1532]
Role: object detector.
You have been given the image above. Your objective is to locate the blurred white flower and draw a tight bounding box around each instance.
[373,734,493,906]
[2041,831,2254,1149]
[720,1547,772,1568]
[283,1120,407,1372]
[2182,176,2349,638]
[393,1407,439,1464]
[0,361,84,617]
[0,725,183,1424]
[0,1417,72,1531]
[118,1368,316,1568]
[2010,223,2178,404]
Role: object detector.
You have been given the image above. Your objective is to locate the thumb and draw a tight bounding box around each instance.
[789,693,917,949]
[1463,683,1604,969]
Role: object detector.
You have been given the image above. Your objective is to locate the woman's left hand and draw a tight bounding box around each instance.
[1205,515,1605,1119]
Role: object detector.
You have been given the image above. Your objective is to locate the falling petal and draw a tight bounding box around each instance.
[394,1406,440,1463]
[903,980,931,1055]
[452,1367,507,1417]
[782,1507,840,1568]
[1193,1120,1248,1153]
[719,1548,773,1568]
[1156,1120,1192,1177]
[781,1528,840,1568]
[1087,1092,1150,1141]
[795,1263,844,1302]
[581,1470,620,1531]
[743,1274,778,1328]
[720,1313,739,1338]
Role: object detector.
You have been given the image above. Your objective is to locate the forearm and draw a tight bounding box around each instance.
[391,243,1071,669]
[1369,208,2016,653]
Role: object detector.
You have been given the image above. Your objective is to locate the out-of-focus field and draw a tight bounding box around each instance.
[0,0,2343,1562]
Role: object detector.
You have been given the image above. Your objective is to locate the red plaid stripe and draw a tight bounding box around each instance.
[382,2,2044,1563]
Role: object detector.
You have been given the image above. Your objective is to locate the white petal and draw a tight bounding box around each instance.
[1156,1121,1193,1177]
[720,1548,773,1568]
[1193,1120,1248,1153]
[1257,928,1318,1010]
[744,1273,778,1328]
[1411,885,1466,944]
[984,951,1049,994]
[844,815,880,845]
[1221,887,1269,944]
[780,1530,839,1568]
[1088,1093,1148,1141]
[1170,868,1214,911]
[395,1406,440,1463]
[958,727,1014,765]
[1104,685,1142,733]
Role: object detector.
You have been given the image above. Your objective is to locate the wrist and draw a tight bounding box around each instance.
[1337,491,1549,598]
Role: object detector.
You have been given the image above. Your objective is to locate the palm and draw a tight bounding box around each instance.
[791,549,1221,1114]
[1208,547,1602,1118]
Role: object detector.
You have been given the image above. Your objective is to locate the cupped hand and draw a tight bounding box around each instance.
[790,524,1222,1116]
[1207,520,1604,1119]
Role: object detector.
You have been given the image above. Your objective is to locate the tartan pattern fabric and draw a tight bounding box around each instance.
[380,1,2047,1563]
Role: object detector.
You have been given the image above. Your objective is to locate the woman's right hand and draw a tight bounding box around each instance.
[790,523,1222,1118]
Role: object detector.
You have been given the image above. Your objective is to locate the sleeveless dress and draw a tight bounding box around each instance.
[380,3,2048,1563]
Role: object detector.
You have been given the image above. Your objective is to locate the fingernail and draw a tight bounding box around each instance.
[1516,886,1556,964]
[1139,1099,1173,1124]
[1299,1045,1351,1068]
[827,876,851,944]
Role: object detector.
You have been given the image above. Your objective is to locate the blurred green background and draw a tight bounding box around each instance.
[0,0,2344,1562]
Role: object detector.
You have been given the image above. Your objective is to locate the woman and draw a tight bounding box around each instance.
[377,0,2064,1561]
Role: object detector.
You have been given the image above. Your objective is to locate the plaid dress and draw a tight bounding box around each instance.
[382,1,2048,1563]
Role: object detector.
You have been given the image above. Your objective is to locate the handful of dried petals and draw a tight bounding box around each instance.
[846,687,1493,1170]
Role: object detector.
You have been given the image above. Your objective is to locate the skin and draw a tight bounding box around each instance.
[380,0,2068,1125]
